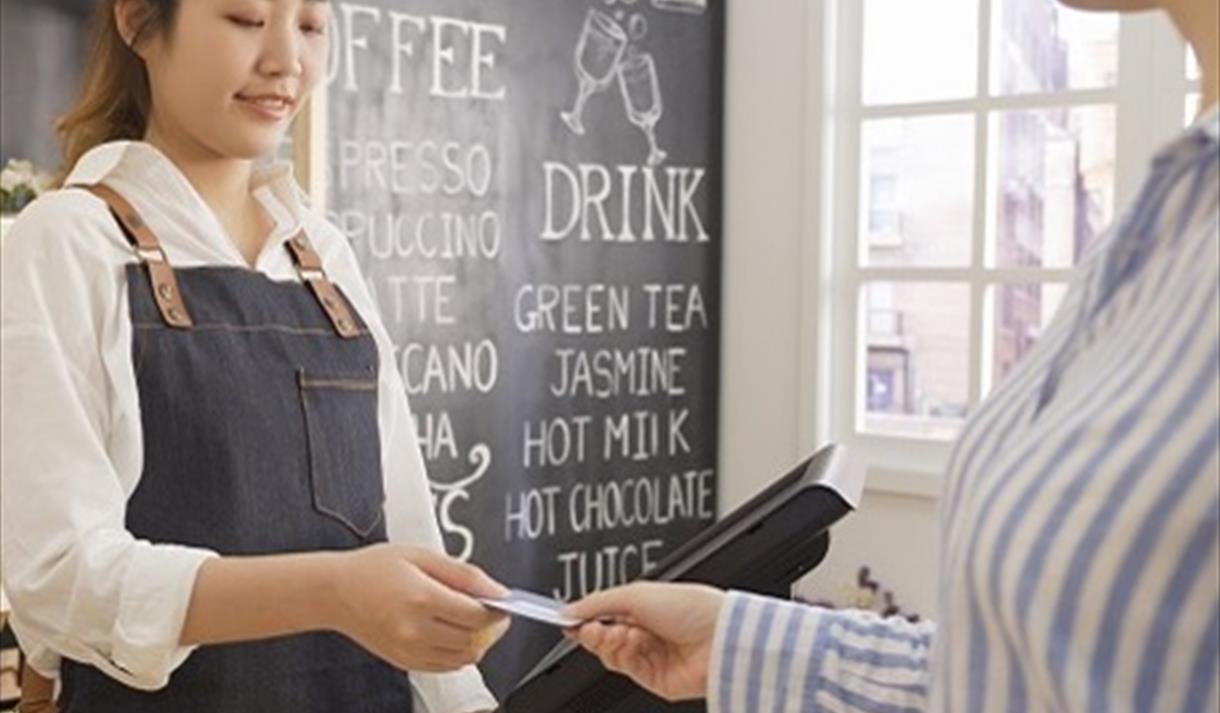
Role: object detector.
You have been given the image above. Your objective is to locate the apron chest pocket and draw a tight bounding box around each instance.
[297,367,386,539]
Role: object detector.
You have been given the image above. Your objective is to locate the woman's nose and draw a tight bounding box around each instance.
[257,24,304,78]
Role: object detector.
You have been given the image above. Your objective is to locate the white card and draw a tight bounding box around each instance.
[478,589,582,628]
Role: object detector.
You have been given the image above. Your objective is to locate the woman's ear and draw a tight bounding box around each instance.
[113,0,155,59]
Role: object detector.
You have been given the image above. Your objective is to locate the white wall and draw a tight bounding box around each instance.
[717,0,942,617]
[718,0,808,510]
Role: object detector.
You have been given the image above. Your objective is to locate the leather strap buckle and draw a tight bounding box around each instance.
[136,246,167,264]
[73,183,193,330]
[285,231,361,340]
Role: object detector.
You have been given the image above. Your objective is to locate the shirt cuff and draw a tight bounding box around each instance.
[107,542,218,690]
[707,590,830,713]
[410,665,498,713]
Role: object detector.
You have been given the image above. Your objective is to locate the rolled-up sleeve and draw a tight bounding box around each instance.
[709,591,935,713]
[0,194,218,690]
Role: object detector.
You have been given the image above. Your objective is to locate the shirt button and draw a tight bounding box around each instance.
[157,283,173,300]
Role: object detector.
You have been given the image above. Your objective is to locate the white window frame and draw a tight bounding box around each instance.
[801,0,1206,497]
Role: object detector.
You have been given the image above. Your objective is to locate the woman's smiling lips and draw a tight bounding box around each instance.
[235,92,295,121]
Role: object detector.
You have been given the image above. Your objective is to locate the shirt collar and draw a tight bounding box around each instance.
[63,140,308,267]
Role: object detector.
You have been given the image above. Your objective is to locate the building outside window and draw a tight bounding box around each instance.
[823,0,1201,481]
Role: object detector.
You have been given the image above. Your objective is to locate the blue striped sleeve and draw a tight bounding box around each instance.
[708,591,935,713]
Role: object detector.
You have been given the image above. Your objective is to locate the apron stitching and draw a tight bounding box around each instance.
[132,322,367,337]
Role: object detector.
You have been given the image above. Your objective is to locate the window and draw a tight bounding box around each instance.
[861,116,974,265]
[820,0,1201,480]
[866,145,902,244]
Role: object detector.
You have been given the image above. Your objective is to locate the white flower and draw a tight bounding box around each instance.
[1,159,37,192]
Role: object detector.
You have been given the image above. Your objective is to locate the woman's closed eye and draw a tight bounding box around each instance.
[226,14,264,29]
[298,6,331,36]
[226,14,326,37]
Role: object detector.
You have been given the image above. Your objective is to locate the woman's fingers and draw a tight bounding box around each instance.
[573,622,650,675]
[476,614,512,649]
[414,572,506,630]
[564,583,646,622]
[604,625,636,674]
[422,617,481,652]
[335,544,514,673]
[627,627,656,659]
[411,548,509,600]
[564,582,724,647]
[570,621,609,653]
[627,628,662,683]
[422,616,510,660]
[567,602,710,703]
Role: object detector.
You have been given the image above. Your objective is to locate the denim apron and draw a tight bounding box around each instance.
[55,184,415,713]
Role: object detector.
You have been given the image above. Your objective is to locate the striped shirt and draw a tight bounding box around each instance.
[709,106,1220,713]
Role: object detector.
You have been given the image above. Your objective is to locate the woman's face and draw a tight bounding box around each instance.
[136,0,331,160]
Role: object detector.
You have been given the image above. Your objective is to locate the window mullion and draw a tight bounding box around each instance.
[969,0,993,407]
[833,0,865,447]
[857,267,1075,282]
[859,89,1119,119]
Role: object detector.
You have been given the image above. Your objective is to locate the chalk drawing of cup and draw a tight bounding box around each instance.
[561,8,629,136]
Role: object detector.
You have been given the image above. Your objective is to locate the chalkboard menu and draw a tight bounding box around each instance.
[325,0,724,696]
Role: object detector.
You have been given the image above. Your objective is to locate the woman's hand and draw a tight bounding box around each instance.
[562,582,727,702]
[330,544,511,673]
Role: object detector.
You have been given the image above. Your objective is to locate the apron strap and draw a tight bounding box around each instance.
[74,183,194,330]
[73,183,360,339]
[284,232,362,339]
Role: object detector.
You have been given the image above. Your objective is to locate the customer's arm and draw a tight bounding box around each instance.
[710,590,934,713]
[565,582,935,713]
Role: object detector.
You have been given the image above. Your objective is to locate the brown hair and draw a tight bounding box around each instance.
[54,0,179,185]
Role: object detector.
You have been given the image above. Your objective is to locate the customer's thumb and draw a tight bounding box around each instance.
[563,583,653,623]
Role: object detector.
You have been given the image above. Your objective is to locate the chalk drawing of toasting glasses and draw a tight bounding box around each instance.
[650,0,707,14]
[560,9,629,136]
[618,51,668,167]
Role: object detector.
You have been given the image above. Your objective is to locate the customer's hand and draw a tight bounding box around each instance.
[562,582,726,702]
[331,544,510,673]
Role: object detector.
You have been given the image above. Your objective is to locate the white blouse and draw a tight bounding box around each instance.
[0,141,496,712]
